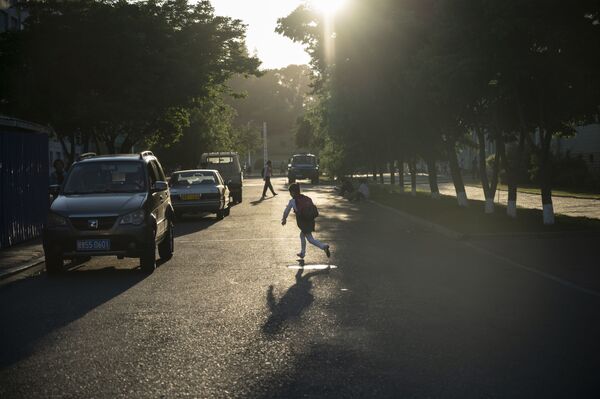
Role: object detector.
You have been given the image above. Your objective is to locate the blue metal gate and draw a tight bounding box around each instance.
[0,118,49,249]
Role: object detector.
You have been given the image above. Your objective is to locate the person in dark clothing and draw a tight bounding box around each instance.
[262,160,277,198]
[50,159,66,185]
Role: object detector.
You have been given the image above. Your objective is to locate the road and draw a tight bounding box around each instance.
[1,177,599,398]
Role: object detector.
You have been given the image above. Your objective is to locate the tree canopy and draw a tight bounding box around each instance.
[0,0,261,160]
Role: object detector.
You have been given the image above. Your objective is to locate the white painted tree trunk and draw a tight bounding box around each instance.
[506,200,517,218]
[484,197,495,214]
[543,203,555,225]
[457,191,468,207]
[431,192,440,200]
[411,187,417,196]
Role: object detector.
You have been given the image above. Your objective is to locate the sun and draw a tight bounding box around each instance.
[308,0,348,17]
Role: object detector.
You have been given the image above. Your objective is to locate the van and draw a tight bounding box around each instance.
[200,152,243,203]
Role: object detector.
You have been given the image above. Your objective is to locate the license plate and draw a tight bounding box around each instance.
[77,239,111,251]
[181,194,201,201]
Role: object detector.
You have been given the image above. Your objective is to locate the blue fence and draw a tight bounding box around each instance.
[0,122,49,249]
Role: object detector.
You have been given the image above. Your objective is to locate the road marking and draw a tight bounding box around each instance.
[177,237,336,243]
[287,264,337,270]
[465,242,600,298]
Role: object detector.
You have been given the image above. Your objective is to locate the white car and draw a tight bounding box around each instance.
[169,170,231,220]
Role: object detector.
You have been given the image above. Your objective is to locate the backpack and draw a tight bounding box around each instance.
[295,194,319,220]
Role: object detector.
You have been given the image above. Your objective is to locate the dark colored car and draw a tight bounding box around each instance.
[42,151,174,274]
[169,169,231,220]
[288,154,320,184]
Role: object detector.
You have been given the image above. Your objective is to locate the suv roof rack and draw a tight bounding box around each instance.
[78,152,97,161]
[139,151,154,159]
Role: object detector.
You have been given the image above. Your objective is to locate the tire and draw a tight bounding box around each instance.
[224,206,231,217]
[45,251,64,275]
[234,191,242,203]
[140,229,156,273]
[216,209,225,220]
[158,219,174,261]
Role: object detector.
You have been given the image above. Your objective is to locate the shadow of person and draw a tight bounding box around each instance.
[262,268,329,336]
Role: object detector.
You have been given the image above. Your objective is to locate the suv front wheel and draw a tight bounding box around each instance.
[158,219,174,261]
[140,229,157,273]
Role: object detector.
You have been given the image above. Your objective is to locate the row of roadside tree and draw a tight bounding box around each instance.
[277,0,600,224]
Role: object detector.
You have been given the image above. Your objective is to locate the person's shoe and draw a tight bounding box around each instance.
[273,192,278,196]
[297,253,305,259]
[324,245,331,258]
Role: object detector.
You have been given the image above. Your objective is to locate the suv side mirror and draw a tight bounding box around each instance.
[152,181,168,192]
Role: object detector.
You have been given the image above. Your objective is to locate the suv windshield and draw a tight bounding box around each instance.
[171,171,217,186]
[292,156,316,166]
[63,161,146,194]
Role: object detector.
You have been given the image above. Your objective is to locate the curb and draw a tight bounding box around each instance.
[0,257,45,280]
[368,200,465,240]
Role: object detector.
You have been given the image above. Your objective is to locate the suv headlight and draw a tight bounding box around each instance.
[119,209,145,225]
[47,212,67,227]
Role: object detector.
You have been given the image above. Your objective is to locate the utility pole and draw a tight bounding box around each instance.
[263,122,268,165]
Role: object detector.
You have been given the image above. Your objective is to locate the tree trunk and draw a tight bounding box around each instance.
[70,133,76,164]
[446,139,468,207]
[58,136,71,166]
[476,129,494,213]
[379,164,384,184]
[539,130,554,225]
[426,158,440,199]
[372,166,377,182]
[390,161,396,185]
[397,157,405,193]
[409,159,417,196]
[119,134,133,154]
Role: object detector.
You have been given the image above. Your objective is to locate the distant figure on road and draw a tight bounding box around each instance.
[261,160,277,199]
[50,159,66,185]
[281,183,330,260]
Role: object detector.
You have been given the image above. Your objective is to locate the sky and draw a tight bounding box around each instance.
[209,0,311,70]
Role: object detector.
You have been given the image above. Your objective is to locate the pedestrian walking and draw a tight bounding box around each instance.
[262,160,277,198]
[281,183,331,260]
[50,159,66,185]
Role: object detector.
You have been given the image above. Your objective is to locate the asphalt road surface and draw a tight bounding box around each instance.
[1,177,599,398]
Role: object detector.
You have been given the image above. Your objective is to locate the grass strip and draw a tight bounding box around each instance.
[369,184,600,236]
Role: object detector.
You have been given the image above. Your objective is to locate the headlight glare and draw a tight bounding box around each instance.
[120,209,145,225]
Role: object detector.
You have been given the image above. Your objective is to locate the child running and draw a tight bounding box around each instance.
[281,183,331,259]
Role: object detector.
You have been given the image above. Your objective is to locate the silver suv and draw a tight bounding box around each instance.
[43,151,174,274]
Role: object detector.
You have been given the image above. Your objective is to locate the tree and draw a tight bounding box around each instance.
[0,0,260,162]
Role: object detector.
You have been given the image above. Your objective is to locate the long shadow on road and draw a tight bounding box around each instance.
[262,268,330,336]
[0,267,146,368]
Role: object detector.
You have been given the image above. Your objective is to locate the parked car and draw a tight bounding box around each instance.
[169,170,231,220]
[42,151,174,274]
[200,152,243,203]
[288,153,320,184]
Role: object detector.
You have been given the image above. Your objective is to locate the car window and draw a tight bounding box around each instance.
[148,162,159,185]
[292,156,316,165]
[152,160,166,181]
[63,161,146,194]
[171,171,217,186]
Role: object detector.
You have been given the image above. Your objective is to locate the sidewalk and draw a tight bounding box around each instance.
[0,238,45,280]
